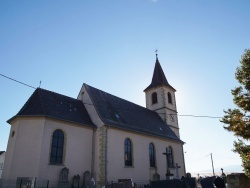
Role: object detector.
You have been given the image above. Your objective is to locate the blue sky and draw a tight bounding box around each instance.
[1,0,250,174]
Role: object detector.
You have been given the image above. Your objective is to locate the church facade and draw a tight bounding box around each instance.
[2,55,186,187]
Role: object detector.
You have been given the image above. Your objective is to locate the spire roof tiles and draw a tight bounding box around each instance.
[144,56,175,92]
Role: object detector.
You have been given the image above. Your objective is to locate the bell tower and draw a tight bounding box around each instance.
[144,52,180,137]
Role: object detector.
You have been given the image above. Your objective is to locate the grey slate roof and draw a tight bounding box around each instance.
[85,84,182,142]
[144,57,176,92]
[8,88,95,128]
[8,84,181,142]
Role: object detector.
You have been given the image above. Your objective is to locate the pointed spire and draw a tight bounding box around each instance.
[144,52,176,92]
[155,49,159,61]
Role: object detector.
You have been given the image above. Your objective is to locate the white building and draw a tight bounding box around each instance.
[2,55,185,187]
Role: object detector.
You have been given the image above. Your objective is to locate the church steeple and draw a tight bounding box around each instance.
[144,53,180,137]
[144,53,175,92]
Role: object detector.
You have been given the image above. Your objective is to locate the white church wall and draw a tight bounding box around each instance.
[154,138,185,178]
[2,117,95,185]
[2,117,45,180]
[37,118,94,184]
[106,127,185,183]
[1,120,18,179]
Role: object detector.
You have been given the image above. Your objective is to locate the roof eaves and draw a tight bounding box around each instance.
[144,83,176,92]
[104,121,183,143]
[7,115,96,128]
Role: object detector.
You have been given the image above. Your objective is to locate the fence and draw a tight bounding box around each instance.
[0,179,16,188]
[105,178,197,188]
[191,172,228,178]
[0,179,58,188]
[105,179,150,188]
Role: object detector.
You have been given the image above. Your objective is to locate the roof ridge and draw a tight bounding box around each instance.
[38,88,80,101]
[84,83,150,111]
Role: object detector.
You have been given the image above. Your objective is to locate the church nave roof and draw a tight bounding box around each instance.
[85,84,182,142]
[8,88,95,128]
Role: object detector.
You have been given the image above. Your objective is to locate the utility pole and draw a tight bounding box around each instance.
[211,153,215,176]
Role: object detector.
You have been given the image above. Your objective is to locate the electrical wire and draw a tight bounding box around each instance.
[177,114,222,119]
[81,102,222,119]
[0,73,36,89]
[0,73,223,119]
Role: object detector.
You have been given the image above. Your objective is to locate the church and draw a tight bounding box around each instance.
[2,54,186,187]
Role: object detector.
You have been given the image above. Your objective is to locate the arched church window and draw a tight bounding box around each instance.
[168,92,172,104]
[50,129,64,164]
[149,143,156,167]
[124,138,133,166]
[152,92,158,104]
[167,146,174,168]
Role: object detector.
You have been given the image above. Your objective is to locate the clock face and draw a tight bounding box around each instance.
[170,114,175,122]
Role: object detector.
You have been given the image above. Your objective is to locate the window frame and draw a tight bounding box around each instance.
[124,138,133,167]
[50,129,65,165]
[152,92,158,104]
[167,92,172,104]
[149,143,156,167]
[167,146,174,168]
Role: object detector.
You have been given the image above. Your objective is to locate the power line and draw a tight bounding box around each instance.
[177,114,222,119]
[82,102,222,119]
[0,73,36,89]
[0,73,223,119]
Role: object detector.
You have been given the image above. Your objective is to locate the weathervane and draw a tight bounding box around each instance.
[155,49,158,59]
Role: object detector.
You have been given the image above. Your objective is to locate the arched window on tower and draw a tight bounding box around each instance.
[167,146,174,168]
[50,129,64,164]
[149,143,156,167]
[152,92,158,104]
[168,92,172,104]
[124,138,133,166]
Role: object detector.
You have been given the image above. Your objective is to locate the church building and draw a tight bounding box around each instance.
[2,54,186,187]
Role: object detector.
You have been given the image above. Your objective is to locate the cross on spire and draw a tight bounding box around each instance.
[155,49,158,59]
